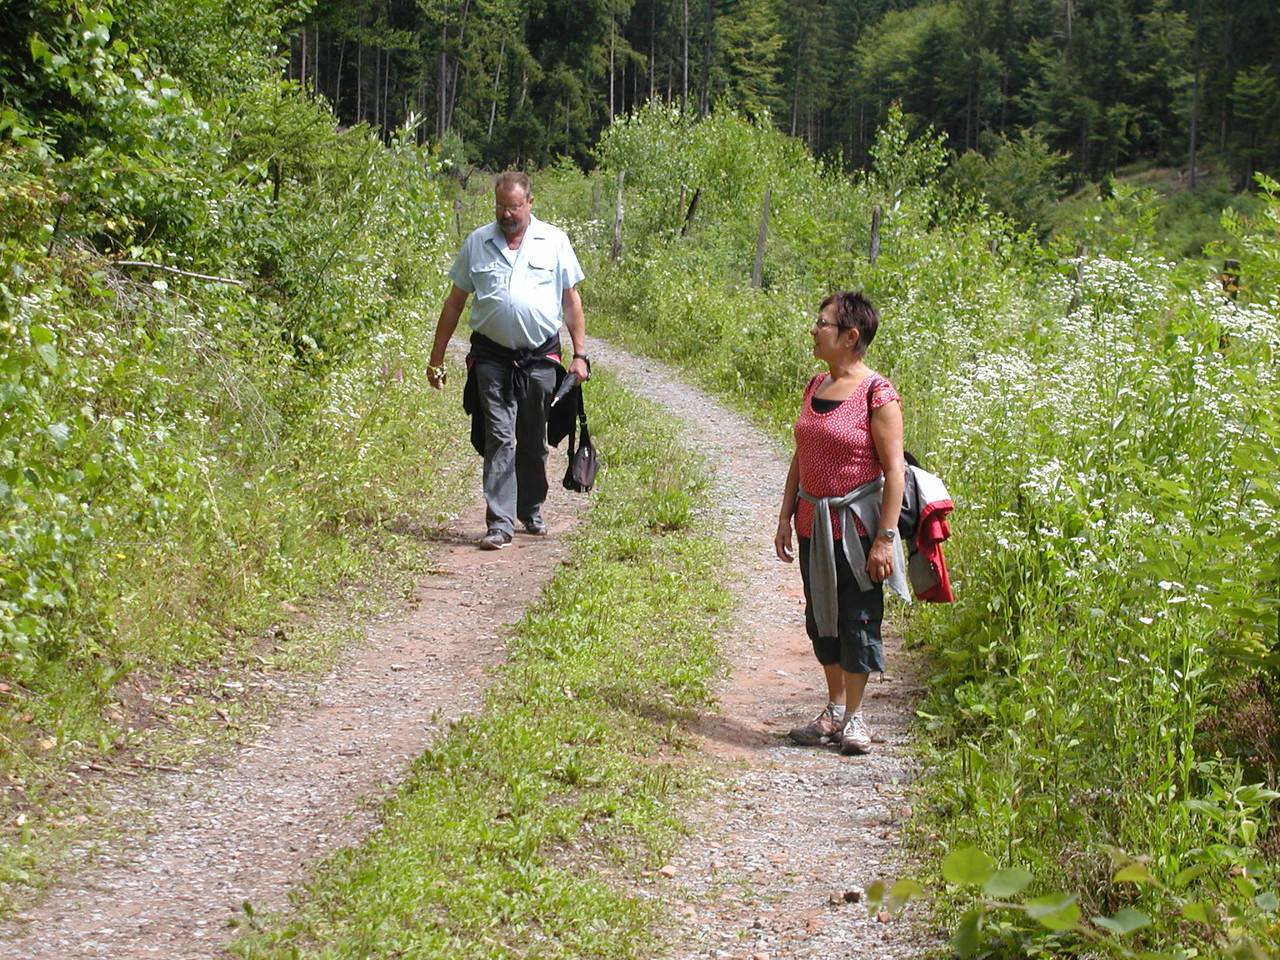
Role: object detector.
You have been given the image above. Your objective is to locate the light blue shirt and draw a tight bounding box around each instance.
[448,214,584,350]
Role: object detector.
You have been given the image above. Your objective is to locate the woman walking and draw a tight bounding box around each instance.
[774,291,908,755]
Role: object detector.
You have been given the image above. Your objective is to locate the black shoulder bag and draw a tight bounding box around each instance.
[563,390,599,493]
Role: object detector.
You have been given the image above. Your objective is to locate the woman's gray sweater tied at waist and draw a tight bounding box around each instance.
[798,476,910,638]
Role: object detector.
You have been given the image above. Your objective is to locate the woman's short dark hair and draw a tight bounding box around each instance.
[820,291,879,357]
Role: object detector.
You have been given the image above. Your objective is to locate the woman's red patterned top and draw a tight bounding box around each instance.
[793,372,900,539]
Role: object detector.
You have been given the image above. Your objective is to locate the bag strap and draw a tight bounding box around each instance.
[864,374,881,420]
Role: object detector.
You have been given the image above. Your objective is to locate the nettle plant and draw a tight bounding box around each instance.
[871,843,1279,959]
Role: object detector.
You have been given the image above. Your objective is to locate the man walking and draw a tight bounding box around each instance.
[427,172,590,549]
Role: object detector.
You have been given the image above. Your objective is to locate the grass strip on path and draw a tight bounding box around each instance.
[232,371,732,960]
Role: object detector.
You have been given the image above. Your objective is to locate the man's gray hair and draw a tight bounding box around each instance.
[495,171,532,197]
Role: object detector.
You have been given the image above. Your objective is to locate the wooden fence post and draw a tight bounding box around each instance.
[681,187,700,237]
[1068,243,1088,313]
[1221,259,1240,300]
[752,188,771,288]
[611,171,625,261]
[869,204,881,264]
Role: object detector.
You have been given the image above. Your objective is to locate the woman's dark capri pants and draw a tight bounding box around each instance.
[797,534,885,674]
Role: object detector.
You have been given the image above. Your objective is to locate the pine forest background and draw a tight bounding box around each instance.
[289,0,1280,191]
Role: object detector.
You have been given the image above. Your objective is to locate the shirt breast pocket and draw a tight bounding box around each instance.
[473,264,506,299]
[525,256,557,286]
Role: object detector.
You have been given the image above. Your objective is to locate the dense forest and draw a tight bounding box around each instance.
[289,0,1280,184]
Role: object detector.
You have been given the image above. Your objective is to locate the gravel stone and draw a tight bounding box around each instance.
[588,339,943,959]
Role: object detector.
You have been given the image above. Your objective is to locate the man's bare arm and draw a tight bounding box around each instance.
[562,286,589,381]
[429,285,469,389]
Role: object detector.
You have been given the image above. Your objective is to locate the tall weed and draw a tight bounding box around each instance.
[0,6,465,788]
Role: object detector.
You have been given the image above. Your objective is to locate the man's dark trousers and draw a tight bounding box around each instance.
[473,358,555,537]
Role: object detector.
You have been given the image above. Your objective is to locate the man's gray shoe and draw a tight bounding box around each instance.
[521,518,548,536]
[479,530,513,550]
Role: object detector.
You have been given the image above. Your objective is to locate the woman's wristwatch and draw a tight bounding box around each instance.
[877,528,898,541]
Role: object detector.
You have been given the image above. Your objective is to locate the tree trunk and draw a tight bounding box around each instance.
[869,205,881,264]
[753,189,771,288]
[489,38,505,138]
[384,45,393,135]
[650,4,657,101]
[612,171,626,260]
[1188,0,1204,189]
[699,0,712,117]
[438,50,449,139]
[445,0,472,135]
[1063,0,1073,63]
[681,0,689,113]
[335,38,346,114]
[790,38,804,138]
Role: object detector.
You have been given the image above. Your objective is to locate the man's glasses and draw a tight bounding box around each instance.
[813,319,840,329]
[496,201,527,215]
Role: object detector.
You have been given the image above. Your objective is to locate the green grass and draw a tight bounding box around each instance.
[230,371,732,960]
[0,341,479,918]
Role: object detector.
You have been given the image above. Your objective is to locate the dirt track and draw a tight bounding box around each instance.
[1,339,935,959]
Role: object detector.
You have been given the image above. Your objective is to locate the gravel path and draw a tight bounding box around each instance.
[588,339,940,960]
[1,338,939,959]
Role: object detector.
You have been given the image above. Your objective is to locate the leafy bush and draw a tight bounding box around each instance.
[0,1,462,777]
[584,99,1280,957]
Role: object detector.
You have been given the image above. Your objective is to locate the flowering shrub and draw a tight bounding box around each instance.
[585,101,1280,955]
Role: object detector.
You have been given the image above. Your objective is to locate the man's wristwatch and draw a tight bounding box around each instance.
[877,527,898,542]
[573,353,590,372]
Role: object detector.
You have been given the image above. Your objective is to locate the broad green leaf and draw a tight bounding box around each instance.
[1026,893,1081,931]
[1256,891,1279,912]
[1114,861,1157,885]
[1180,900,1215,923]
[942,846,997,886]
[952,907,984,957]
[983,867,1033,898]
[46,423,70,450]
[865,879,886,910]
[1092,907,1152,936]
[1233,875,1259,898]
[30,326,57,371]
[1173,863,1212,888]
